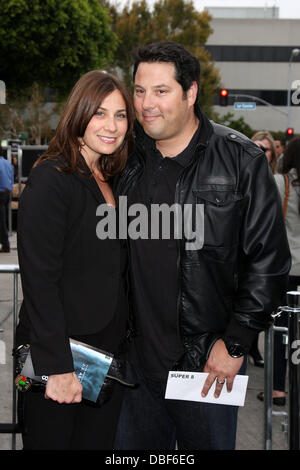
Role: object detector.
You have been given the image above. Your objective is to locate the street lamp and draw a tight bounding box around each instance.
[287,48,300,129]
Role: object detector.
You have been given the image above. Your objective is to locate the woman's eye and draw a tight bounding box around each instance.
[117,113,127,119]
[95,111,104,116]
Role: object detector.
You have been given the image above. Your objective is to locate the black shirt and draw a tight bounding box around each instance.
[128,123,201,381]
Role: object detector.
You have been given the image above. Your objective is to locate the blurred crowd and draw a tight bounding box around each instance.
[249,132,300,407]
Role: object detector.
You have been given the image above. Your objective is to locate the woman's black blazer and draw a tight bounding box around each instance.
[17,158,124,376]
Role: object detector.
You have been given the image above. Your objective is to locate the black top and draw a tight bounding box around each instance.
[71,245,128,353]
[16,157,128,376]
[128,123,201,381]
[17,248,128,355]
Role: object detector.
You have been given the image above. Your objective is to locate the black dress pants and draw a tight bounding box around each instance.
[18,383,124,450]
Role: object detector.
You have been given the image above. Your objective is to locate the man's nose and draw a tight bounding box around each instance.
[142,91,155,110]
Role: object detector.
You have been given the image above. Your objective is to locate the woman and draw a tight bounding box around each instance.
[258,137,300,406]
[16,70,134,449]
[252,130,277,175]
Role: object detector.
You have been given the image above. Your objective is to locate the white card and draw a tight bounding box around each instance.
[165,371,249,406]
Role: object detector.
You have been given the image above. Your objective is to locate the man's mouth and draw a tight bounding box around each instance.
[143,114,161,121]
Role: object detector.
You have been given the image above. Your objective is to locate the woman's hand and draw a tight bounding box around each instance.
[45,372,83,404]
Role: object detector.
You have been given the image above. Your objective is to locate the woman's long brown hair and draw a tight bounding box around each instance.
[35,70,134,180]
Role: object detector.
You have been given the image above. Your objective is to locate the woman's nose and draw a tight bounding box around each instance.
[104,116,117,132]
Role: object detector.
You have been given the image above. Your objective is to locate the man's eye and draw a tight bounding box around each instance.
[157,89,167,95]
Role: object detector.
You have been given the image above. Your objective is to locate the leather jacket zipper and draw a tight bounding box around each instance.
[174,173,184,350]
[174,144,207,352]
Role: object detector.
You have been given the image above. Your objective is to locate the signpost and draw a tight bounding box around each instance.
[234,102,256,110]
[228,93,287,116]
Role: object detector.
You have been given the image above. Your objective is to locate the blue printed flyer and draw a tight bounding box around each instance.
[21,339,113,402]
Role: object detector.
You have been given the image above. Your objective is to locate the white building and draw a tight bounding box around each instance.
[205,7,300,133]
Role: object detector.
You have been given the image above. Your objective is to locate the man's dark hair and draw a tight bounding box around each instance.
[132,42,201,114]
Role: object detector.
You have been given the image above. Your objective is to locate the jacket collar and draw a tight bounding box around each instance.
[73,154,105,204]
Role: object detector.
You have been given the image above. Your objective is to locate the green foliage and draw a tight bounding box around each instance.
[0,0,117,98]
[214,113,297,141]
[109,0,221,116]
[214,112,256,139]
[271,130,287,142]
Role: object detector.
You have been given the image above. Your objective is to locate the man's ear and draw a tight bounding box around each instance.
[186,81,198,107]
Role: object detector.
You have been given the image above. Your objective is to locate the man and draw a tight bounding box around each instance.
[0,147,14,253]
[275,139,286,173]
[114,42,290,450]
[275,139,285,159]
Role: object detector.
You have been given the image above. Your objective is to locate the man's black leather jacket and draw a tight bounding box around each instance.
[116,111,291,370]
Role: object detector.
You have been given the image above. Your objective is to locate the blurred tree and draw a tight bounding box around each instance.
[0,0,117,99]
[25,83,53,144]
[271,131,287,142]
[106,0,152,85]
[0,101,25,141]
[109,0,221,117]
[215,112,256,139]
[0,84,57,144]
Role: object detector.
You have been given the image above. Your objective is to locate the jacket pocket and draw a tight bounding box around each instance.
[193,186,244,248]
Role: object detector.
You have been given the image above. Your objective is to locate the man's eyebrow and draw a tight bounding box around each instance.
[134,84,170,89]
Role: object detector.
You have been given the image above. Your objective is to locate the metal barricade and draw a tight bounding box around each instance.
[264,291,300,450]
[0,264,20,450]
[4,144,48,234]
[5,146,13,236]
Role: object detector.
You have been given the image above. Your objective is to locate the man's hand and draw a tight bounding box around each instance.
[45,372,82,404]
[201,339,244,398]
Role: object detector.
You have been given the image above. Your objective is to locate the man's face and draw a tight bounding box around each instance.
[275,140,284,157]
[133,62,196,143]
[254,138,272,163]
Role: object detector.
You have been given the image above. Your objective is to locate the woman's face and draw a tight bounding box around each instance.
[254,138,272,163]
[80,89,128,167]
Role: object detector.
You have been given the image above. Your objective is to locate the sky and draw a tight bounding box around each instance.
[113,0,300,18]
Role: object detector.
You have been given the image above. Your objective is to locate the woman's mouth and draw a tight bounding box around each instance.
[98,136,117,144]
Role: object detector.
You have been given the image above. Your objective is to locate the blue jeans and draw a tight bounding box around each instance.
[114,359,246,450]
